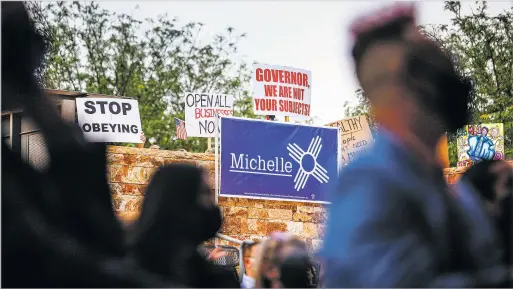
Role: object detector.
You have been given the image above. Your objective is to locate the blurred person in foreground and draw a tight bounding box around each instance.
[461,160,513,286]
[321,3,507,287]
[127,164,240,288]
[241,241,262,288]
[2,2,175,287]
[254,232,316,288]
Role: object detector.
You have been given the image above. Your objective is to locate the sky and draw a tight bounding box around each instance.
[100,1,511,125]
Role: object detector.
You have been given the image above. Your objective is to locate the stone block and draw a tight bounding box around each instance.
[247,219,267,235]
[220,217,247,235]
[107,153,124,165]
[297,206,315,213]
[108,165,128,183]
[223,207,248,218]
[110,183,147,196]
[248,208,268,219]
[266,220,287,234]
[163,158,196,166]
[121,166,155,184]
[313,206,326,213]
[218,197,253,207]
[301,222,318,238]
[311,212,328,223]
[264,200,299,211]
[286,221,304,236]
[267,209,292,220]
[292,212,312,222]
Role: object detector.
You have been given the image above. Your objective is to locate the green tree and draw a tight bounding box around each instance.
[27,1,256,152]
[344,1,513,165]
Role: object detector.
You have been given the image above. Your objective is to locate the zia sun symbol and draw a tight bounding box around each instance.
[287,136,329,191]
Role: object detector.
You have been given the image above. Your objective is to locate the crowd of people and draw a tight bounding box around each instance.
[2,1,511,288]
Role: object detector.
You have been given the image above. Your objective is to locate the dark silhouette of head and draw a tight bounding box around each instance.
[279,251,317,288]
[128,164,222,275]
[350,3,473,146]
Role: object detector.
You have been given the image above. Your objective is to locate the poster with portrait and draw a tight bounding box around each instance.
[456,123,505,167]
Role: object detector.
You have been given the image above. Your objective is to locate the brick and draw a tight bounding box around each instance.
[266,220,287,234]
[163,158,196,166]
[110,183,147,196]
[250,200,266,208]
[220,217,247,235]
[107,153,124,165]
[108,164,128,183]
[267,209,292,220]
[264,200,298,211]
[297,206,315,213]
[218,197,253,207]
[292,212,312,222]
[223,207,248,218]
[286,221,304,236]
[313,206,326,213]
[301,222,318,238]
[247,219,267,235]
[121,166,154,184]
[248,208,268,219]
[311,212,328,223]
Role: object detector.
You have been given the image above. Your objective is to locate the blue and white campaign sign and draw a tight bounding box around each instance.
[220,117,339,203]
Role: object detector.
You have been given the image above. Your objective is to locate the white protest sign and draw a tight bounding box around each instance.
[252,63,312,118]
[76,98,142,143]
[184,92,233,137]
[326,115,374,165]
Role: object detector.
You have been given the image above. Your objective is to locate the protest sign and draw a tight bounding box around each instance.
[326,115,374,165]
[252,64,312,118]
[76,98,142,143]
[456,123,505,167]
[184,92,233,137]
[220,117,338,203]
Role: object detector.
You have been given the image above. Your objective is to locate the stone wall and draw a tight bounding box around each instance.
[108,146,512,250]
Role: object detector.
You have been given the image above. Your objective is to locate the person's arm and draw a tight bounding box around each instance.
[137,132,146,149]
[323,170,477,288]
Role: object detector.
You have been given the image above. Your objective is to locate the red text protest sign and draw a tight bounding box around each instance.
[252,64,312,118]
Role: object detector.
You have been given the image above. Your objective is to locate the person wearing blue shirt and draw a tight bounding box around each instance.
[321,3,507,288]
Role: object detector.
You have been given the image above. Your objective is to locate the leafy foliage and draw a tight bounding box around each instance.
[343,1,513,165]
[27,1,256,152]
